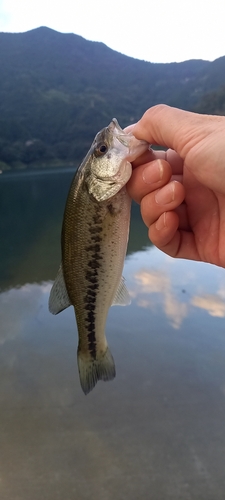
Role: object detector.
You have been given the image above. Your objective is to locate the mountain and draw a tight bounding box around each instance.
[0,27,225,170]
[194,83,225,115]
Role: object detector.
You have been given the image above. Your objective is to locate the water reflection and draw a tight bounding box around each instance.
[0,170,150,291]
[133,269,186,330]
[128,250,225,324]
[191,293,225,317]
[1,171,225,500]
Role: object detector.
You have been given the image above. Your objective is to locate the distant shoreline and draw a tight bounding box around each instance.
[0,166,77,180]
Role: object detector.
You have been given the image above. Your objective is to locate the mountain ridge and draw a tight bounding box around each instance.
[0,27,224,170]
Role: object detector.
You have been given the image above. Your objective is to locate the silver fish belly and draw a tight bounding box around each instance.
[49,118,148,394]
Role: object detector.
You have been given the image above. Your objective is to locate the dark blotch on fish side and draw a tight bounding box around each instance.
[88,283,99,291]
[91,235,102,243]
[107,203,115,215]
[84,303,96,311]
[89,226,102,234]
[86,323,95,332]
[85,270,97,281]
[88,276,98,284]
[107,203,120,216]
[84,286,95,303]
[93,214,103,225]
[83,207,106,360]
[87,310,95,322]
[88,259,101,269]
[86,289,96,298]
[86,243,101,253]
[85,309,97,358]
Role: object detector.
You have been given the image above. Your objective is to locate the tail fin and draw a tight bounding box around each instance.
[77,347,116,395]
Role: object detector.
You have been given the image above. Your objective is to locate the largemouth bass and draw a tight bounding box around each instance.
[49,118,148,394]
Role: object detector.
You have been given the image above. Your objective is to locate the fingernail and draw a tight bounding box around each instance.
[155,183,175,205]
[156,213,167,230]
[142,160,163,184]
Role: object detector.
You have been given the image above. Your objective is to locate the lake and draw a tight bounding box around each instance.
[1,169,225,500]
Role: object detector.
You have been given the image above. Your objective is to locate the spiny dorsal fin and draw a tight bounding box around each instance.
[49,264,72,315]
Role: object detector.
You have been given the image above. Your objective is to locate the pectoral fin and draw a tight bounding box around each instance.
[49,264,72,314]
[112,276,131,306]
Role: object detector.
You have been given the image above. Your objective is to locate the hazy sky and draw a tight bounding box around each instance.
[0,0,225,63]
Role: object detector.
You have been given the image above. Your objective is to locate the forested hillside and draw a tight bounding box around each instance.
[0,27,225,171]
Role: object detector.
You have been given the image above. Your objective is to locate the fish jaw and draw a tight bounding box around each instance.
[87,160,132,202]
[86,122,148,203]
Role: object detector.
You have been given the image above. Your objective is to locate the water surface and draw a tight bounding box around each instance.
[1,170,225,500]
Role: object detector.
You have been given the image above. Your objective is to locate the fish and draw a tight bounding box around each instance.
[49,118,148,394]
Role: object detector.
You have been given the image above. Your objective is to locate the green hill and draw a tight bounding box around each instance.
[0,26,225,170]
[194,84,225,115]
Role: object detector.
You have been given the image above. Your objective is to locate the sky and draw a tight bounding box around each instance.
[0,0,225,63]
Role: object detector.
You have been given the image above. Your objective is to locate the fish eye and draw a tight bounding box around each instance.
[94,143,108,157]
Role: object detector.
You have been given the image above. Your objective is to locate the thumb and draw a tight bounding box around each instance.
[133,105,225,194]
[132,105,210,158]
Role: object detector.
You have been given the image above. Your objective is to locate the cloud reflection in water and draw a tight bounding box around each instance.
[126,248,225,328]
[132,269,188,329]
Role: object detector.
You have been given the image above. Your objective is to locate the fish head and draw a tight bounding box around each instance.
[86,118,149,202]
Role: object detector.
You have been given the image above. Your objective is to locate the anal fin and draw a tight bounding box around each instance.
[49,264,72,314]
[112,276,131,306]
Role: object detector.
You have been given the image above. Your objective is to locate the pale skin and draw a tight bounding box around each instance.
[125,104,225,268]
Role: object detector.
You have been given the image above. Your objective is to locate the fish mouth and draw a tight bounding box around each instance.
[110,118,149,162]
[109,118,124,134]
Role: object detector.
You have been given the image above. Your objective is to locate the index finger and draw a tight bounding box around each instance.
[132,148,183,175]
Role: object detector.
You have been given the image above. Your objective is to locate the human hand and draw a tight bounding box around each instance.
[126,105,225,267]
